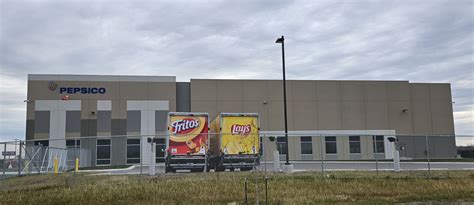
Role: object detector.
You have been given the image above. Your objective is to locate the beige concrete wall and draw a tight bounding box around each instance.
[191,79,454,135]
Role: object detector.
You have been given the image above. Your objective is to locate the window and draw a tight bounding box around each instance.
[97,111,111,133]
[34,111,50,134]
[373,135,385,153]
[300,136,313,155]
[66,111,81,133]
[155,138,166,163]
[349,136,361,154]
[325,136,337,154]
[155,111,168,132]
[97,139,111,165]
[276,137,287,155]
[66,140,80,168]
[259,137,263,155]
[127,111,141,133]
[127,139,141,164]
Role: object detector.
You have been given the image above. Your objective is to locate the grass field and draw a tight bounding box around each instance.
[1,171,473,204]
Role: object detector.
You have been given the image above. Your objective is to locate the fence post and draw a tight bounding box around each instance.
[425,135,431,176]
[73,139,77,185]
[265,176,268,205]
[18,140,22,176]
[244,177,248,204]
[263,134,267,175]
[373,136,379,174]
[140,136,143,178]
[3,142,6,187]
[319,135,324,177]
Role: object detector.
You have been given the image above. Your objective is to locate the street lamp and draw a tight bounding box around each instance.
[275,35,290,166]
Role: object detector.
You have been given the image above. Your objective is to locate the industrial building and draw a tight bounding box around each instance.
[25,74,457,167]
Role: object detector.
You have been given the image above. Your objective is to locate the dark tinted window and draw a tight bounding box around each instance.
[66,140,80,147]
[301,136,312,155]
[97,139,110,145]
[276,137,287,155]
[127,139,140,145]
[349,136,361,154]
[325,136,337,154]
[97,146,110,159]
[301,136,312,142]
[349,136,360,141]
[373,136,385,153]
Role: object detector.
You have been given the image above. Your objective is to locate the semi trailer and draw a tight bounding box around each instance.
[165,112,210,172]
[209,113,260,171]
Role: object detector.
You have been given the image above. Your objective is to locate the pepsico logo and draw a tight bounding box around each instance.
[231,124,251,135]
[171,118,200,134]
[48,81,58,91]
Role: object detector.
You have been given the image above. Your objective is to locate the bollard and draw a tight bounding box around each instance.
[75,158,79,172]
[53,157,59,176]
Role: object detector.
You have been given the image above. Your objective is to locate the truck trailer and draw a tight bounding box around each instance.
[209,113,260,171]
[165,112,210,172]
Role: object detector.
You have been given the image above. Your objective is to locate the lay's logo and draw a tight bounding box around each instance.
[231,124,251,135]
[171,118,200,134]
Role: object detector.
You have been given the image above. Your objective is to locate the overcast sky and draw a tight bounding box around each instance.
[0,0,472,144]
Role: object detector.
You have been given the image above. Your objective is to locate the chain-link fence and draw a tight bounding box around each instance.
[1,133,473,190]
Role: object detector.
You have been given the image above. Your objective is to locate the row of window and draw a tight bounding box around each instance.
[34,135,385,165]
[37,139,167,166]
[276,136,385,155]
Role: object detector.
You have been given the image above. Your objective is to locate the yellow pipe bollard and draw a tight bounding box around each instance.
[53,157,59,175]
[75,158,79,172]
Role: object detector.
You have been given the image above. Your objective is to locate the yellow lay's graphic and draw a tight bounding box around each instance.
[221,116,259,155]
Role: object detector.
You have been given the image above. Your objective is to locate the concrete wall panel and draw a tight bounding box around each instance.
[217,102,243,113]
[316,81,340,101]
[410,83,430,100]
[317,102,342,130]
[190,80,217,102]
[411,102,433,134]
[217,80,243,101]
[341,102,366,130]
[388,101,413,134]
[430,84,451,101]
[243,80,268,102]
[293,102,317,130]
[341,81,364,101]
[387,81,410,101]
[365,102,389,129]
[365,81,387,101]
[292,81,317,101]
[431,102,455,134]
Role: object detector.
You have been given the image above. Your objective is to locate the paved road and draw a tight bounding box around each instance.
[87,161,474,175]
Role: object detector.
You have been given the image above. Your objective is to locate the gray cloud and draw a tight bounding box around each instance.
[0,0,472,143]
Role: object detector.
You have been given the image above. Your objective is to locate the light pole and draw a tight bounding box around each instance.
[275,35,290,165]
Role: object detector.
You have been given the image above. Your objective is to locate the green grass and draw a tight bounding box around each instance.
[1,171,473,204]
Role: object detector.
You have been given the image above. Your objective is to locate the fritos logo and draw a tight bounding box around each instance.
[171,118,199,134]
[231,124,251,135]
